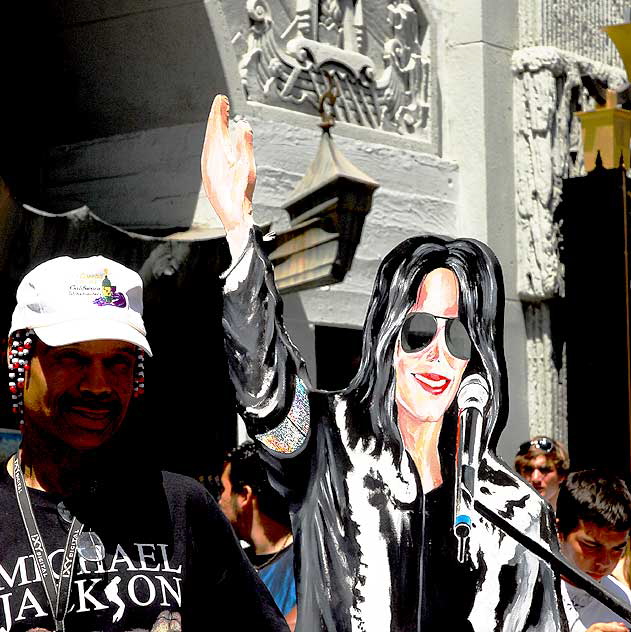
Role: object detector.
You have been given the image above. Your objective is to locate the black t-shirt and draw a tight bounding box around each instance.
[0,462,288,631]
[422,485,476,632]
[421,422,477,632]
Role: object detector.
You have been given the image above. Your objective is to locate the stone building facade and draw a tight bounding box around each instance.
[514,0,628,446]
[22,0,629,462]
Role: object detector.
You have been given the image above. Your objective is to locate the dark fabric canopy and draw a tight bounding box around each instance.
[0,197,235,479]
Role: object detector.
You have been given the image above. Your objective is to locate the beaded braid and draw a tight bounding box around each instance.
[8,329,34,430]
[134,349,145,398]
[7,329,146,429]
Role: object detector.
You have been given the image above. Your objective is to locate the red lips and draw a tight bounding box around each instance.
[413,372,451,395]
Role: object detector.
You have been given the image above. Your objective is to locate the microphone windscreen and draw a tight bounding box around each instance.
[457,373,490,412]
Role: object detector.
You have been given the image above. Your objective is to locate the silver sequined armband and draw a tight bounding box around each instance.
[256,377,310,454]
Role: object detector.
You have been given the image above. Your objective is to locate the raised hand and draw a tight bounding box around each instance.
[201,95,256,255]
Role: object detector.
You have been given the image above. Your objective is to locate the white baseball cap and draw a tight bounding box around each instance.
[9,256,152,356]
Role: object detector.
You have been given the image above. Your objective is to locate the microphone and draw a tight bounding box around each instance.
[453,374,490,563]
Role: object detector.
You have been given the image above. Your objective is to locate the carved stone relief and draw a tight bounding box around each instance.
[514,47,626,302]
[228,0,433,142]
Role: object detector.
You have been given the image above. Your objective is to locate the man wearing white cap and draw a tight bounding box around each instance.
[0,255,288,631]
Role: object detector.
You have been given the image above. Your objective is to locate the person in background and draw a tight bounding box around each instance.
[218,442,297,630]
[515,435,570,510]
[557,470,631,632]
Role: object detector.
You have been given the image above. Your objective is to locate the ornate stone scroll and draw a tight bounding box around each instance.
[230,0,434,142]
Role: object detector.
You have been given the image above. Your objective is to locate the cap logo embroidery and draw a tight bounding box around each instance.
[93,270,127,308]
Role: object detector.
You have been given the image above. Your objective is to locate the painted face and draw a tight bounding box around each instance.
[394,268,470,424]
[520,455,563,503]
[559,519,629,581]
[23,339,136,451]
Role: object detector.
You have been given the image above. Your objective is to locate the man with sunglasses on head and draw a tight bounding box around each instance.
[0,255,288,631]
[515,435,570,511]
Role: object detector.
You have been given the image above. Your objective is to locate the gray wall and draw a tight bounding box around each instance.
[40,0,529,465]
[47,0,230,142]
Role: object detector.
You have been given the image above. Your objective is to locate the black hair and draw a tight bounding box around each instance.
[344,234,506,464]
[556,469,631,537]
[224,441,291,528]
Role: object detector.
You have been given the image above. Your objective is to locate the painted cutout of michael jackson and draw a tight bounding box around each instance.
[202,96,569,631]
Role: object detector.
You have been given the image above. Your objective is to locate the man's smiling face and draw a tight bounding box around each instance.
[23,339,137,451]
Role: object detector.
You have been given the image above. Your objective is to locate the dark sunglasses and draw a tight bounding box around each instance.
[517,437,554,455]
[401,312,472,361]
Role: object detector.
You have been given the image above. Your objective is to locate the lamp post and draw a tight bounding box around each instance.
[267,73,379,293]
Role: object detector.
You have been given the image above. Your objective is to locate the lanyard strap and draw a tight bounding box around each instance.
[13,453,84,632]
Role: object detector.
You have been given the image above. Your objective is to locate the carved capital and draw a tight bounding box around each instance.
[513,47,626,301]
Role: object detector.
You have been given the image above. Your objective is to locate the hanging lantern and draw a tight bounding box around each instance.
[267,75,379,293]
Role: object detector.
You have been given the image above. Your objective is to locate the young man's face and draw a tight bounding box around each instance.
[218,463,248,540]
[218,463,238,524]
[519,455,563,503]
[559,519,629,581]
[23,339,136,451]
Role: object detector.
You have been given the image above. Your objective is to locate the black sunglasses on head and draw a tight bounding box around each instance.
[401,312,472,361]
[518,437,555,455]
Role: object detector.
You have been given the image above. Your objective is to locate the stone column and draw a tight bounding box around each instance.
[438,0,525,459]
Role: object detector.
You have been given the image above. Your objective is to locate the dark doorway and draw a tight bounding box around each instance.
[315,325,363,391]
[558,165,631,472]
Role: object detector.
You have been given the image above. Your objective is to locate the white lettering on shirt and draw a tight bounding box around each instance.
[75,579,109,613]
[128,575,156,607]
[15,587,46,621]
[157,544,182,573]
[108,545,138,572]
[135,544,160,571]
